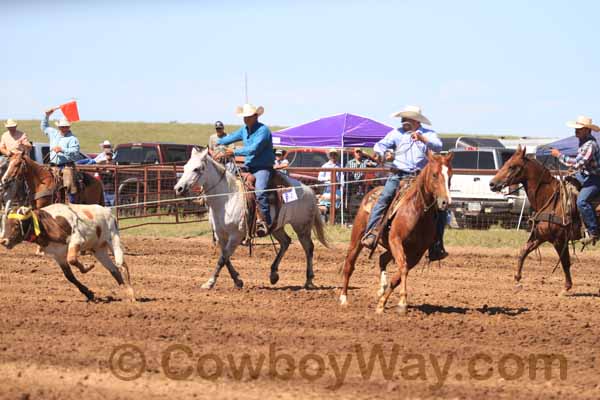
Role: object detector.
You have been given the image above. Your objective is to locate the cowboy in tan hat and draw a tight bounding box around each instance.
[215,103,275,237]
[0,119,31,157]
[551,115,600,245]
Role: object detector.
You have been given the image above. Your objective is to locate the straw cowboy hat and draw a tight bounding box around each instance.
[328,148,339,155]
[566,115,600,131]
[235,103,264,118]
[390,105,432,126]
[55,119,71,128]
[5,119,17,128]
[101,140,112,147]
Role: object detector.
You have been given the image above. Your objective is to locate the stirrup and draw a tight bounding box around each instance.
[256,221,270,238]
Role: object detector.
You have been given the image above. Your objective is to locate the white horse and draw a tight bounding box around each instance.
[174,147,328,289]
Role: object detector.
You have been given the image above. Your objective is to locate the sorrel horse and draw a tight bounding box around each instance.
[490,145,584,294]
[174,147,328,289]
[339,151,453,314]
[1,152,105,209]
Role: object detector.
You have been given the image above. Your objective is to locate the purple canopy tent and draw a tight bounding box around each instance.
[271,113,393,148]
[272,113,393,224]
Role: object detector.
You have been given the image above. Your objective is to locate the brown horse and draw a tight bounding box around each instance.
[1,152,105,208]
[339,151,453,314]
[489,145,587,294]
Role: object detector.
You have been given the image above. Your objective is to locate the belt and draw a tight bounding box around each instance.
[390,168,419,177]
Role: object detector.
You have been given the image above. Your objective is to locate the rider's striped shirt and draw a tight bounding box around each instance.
[559,138,600,175]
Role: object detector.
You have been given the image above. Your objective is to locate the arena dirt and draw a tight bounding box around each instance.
[1,236,599,399]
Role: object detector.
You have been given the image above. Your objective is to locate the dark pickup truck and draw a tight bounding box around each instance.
[114,143,196,165]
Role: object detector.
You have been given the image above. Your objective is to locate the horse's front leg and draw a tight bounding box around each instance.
[223,235,244,289]
[376,240,406,314]
[516,235,543,285]
[201,235,230,289]
[269,229,292,285]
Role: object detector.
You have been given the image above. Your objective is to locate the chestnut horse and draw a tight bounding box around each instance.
[339,151,453,314]
[490,145,586,294]
[1,152,105,209]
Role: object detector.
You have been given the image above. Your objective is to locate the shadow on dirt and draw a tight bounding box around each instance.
[409,303,529,316]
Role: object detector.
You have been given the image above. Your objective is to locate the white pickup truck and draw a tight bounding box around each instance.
[449,147,528,229]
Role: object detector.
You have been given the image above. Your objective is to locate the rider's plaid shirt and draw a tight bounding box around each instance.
[559,139,600,175]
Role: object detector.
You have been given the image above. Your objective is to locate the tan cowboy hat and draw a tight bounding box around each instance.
[235,103,264,118]
[390,105,432,126]
[328,148,339,155]
[55,119,71,128]
[566,115,600,131]
[5,119,17,128]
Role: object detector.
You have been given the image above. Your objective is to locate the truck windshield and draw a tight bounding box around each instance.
[452,151,495,169]
[164,146,188,163]
[115,146,159,164]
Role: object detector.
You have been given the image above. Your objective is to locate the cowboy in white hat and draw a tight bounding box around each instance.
[42,107,82,203]
[551,115,600,245]
[215,103,275,237]
[0,119,31,157]
[317,148,343,217]
[93,140,114,164]
[361,105,448,261]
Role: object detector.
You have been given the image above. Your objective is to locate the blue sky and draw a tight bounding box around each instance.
[2,0,600,137]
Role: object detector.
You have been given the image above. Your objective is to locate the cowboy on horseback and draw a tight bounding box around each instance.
[215,103,275,237]
[551,115,600,245]
[360,105,448,261]
[42,107,81,203]
[1,119,31,157]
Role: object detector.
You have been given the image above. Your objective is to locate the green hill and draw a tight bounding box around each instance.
[6,119,515,153]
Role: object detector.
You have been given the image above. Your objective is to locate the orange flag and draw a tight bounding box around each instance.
[60,101,80,122]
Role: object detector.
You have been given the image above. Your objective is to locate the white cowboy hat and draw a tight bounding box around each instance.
[328,148,339,155]
[55,119,71,128]
[5,119,17,128]
[101,140,112,147]
[390,105,432,126]
[566,115,600,131]
[235,103,264,118]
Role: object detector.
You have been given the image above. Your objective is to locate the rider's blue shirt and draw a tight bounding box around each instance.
[373,127,442,173]
[217,122,275,170]
[41,116,81,165]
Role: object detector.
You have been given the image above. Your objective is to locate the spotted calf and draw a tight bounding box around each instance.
[1,204,134,302]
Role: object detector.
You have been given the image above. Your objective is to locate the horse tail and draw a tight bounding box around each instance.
[312,203,329,248]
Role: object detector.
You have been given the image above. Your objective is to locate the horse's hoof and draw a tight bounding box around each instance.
[339,295,348,306]
[514,283,523,292]
[85,293,96,302]
[304,281,316,290]
[375,307,385,315]
[397,304,408,315]
[377,288,386,298]
[559,289,571,297]
[200,281,215,290]
[270,272,279,285]
[234,279,244,289]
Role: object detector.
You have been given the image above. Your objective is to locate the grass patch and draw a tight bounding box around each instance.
[12,120,285,154]
[11,119,509,154]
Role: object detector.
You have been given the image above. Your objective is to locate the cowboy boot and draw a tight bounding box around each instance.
[428,240,449,261]
[581,231,599,246]
[360,230,378,249]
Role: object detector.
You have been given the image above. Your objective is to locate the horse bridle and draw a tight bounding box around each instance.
[195,156,227,194]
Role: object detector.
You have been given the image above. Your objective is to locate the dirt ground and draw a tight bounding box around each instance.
[1,236,600,399]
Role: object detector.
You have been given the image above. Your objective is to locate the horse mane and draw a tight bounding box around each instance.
[204,154,238,186]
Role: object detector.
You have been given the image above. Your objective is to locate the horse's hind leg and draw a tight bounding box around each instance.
[269,228,292,285]
[516,235,543,284]
[377,251,393,298]
[295,227,316,289]
[553,239,573,295]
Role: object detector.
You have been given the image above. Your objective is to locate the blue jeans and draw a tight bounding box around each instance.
[364,172,405,234]
[575,172,600,234]
[364,170,447,249]
[252,168,272,226]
